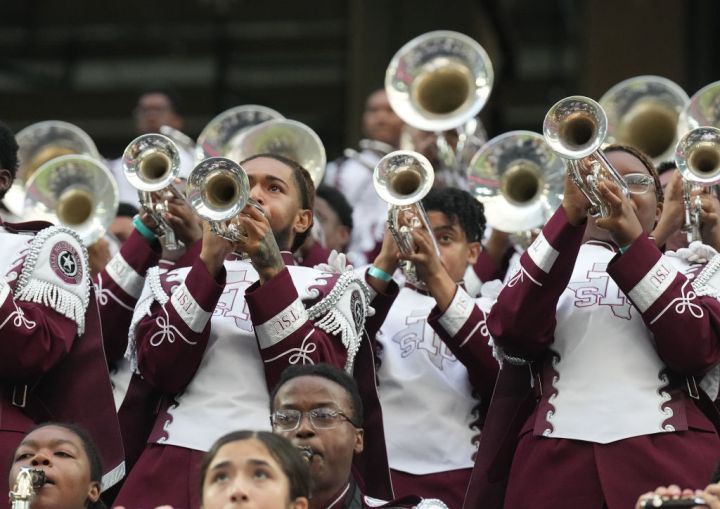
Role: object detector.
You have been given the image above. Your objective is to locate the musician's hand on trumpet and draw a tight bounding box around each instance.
[162,194,203,247]
[653,170,686,249]
[594,179,644,249]
[232,201,285,284]
[561,172,592,226]
[367,225,401,294]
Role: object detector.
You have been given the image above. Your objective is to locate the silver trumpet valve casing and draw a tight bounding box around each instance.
[675,126,720,243]
[543,95,629,218]
[373,150,439,290]
[9,467,46,509]
[122,133,185,251]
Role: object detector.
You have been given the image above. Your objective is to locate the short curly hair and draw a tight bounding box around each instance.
[421,187,486,243]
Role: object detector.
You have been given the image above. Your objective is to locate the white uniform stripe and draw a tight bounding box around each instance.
[527,232,559,274]
[105,254,145,299]
[255,299,309,349]
[628,257,678,313]
[438,287,474,338]
[170,283,211,333]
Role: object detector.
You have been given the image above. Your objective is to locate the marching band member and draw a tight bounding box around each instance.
[325,90,404,266]
[472,145,720,509]
[367,188,499,509]
[0,121,123,509]
[113,153,374,509]
[271,363,448,509]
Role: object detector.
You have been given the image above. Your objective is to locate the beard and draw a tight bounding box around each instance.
[273,224,293,252]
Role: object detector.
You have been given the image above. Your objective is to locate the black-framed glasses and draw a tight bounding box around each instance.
[270,408,358,432]
[623,173,656,195]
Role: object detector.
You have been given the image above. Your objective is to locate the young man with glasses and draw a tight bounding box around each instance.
[468,144,720,509]
[270,363,448,509]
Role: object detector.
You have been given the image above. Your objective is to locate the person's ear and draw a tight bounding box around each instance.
[466,241,481,266]
[353,428,364,455]
[290,496,310,509]
[86,481,101,504]
[293,209,313,236]
[0,168,12,195]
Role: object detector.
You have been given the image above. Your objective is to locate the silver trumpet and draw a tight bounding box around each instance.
[186,157,262,256]
[386,30,493,185]
[24,154,119,245]
[675,126,720,243]
[227,118,327,186]
[9,467,46,509]
[468,131,565,245]
[122,133,186,251]
[373,150,439,290]
[600,75,689,165]
[543,96,629,218]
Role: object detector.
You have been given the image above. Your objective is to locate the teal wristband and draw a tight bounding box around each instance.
[618,243,632,254]
[133,215,158,242]
[368,265,392,282]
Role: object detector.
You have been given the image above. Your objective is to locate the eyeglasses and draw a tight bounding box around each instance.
[270,408,357,432]
[623,173,656,195]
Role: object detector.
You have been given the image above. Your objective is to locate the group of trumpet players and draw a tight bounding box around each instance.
[4,27,720,509]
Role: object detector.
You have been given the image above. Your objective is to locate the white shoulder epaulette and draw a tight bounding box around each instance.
[692,253,720,299]
[307,269,372,373]
[15,226,90,334]
[125,266,170,372]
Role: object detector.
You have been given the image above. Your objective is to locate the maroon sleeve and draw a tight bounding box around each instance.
[608,235,720,374]
[363,271,400,342]
[297,242,331,268]
[135,257,225,393]
[428,286,499,393]
[245,268,350,389]
[487,207,586,359]
[473,246,514,282]
[94,230,161,364]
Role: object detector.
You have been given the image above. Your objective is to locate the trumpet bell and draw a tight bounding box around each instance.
[678,81,720,135]
[468,131,565,232]
[24,155,119,245]
[122,134,181,192]
[600,75,688,163]
[373,150,435,207]
[386,30,493,132]
[675,126,720,185]
[543,96,607,159]
[195,105,284,163]
[186,157,250,222]
[228,119,326,185]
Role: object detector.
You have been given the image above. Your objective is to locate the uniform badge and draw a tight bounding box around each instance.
[50,241,83,284]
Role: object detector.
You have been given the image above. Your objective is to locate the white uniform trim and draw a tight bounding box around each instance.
[628,257,678,313]
[101,460,126,491]
[170,282,211,333]
[105,253,145,299]
[527,232,559,274]
[0,278,9,305]
[255,299,308,349]
[438,286,474,338]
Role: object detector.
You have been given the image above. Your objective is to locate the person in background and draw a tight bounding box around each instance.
[296,185,354,267]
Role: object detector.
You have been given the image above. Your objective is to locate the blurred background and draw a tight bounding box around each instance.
[1,0,718,160]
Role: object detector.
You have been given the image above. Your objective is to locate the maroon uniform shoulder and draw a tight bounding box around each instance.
[2,219,54,234]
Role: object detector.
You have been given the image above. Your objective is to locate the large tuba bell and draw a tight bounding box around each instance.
[373,150,439,289]
[3,121,100,219]
[24,155,119,245]
[386,30,493,185]
[122,133,185,250]
[600,75,689,164]
[195,105,284,163]
[543,96,629,218]
[468,131,565,237]
[678,80,720,135]
[186,157,259,254]
[674,126,720,242]
[385,30,493,132]
[228,118,327,185]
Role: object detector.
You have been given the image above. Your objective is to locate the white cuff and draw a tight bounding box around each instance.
[438,286,474,338]
[105,253,145,299]
[628,257,678,313]
[255,299,309,349]
[0,278,10,306]
[527,232,559,274]
[170,283,212,333]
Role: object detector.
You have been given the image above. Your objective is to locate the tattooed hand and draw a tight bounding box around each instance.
[234,202,285,283]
